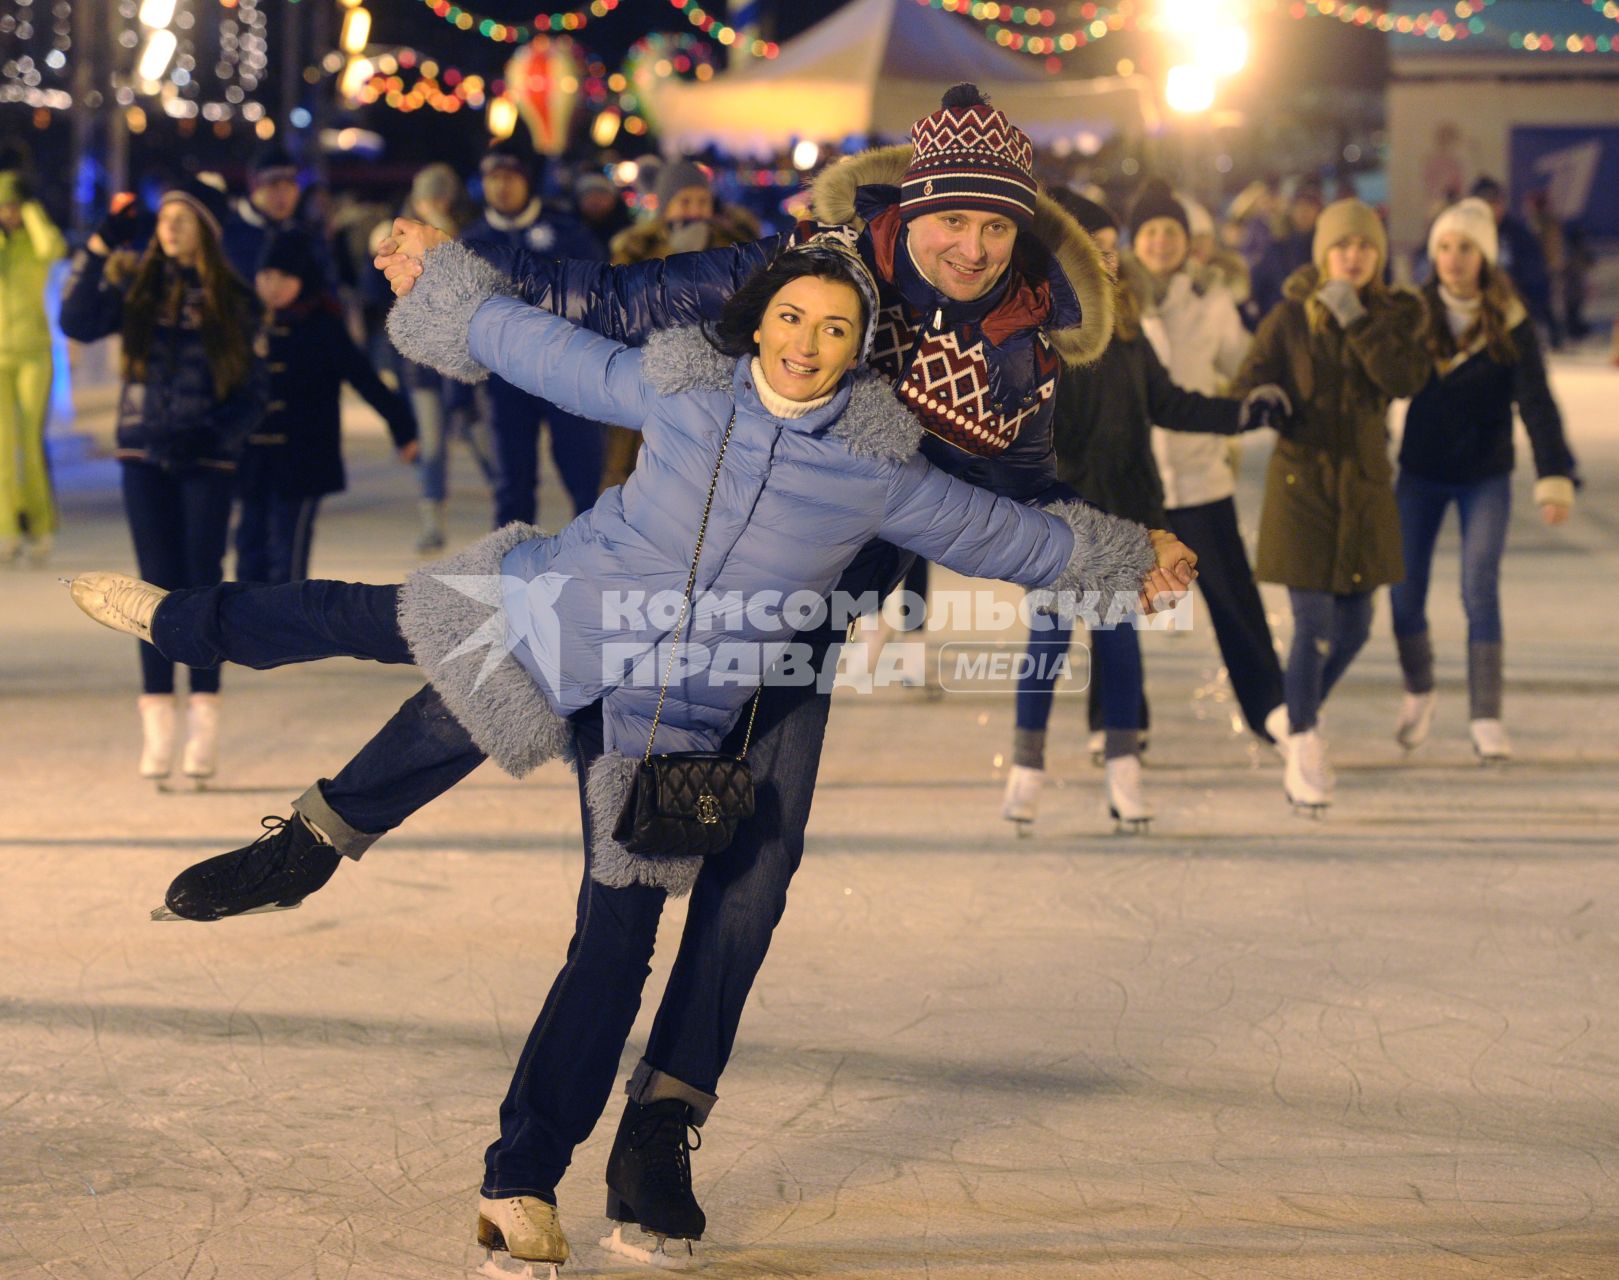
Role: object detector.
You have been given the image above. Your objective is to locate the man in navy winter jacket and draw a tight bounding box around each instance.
[458,140,610,526]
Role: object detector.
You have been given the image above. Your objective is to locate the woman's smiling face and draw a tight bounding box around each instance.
[753,274,864,403]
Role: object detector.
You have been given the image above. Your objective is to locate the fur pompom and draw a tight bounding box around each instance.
[941,83,989,109]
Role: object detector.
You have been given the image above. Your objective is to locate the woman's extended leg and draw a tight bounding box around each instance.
[150,580,411,670]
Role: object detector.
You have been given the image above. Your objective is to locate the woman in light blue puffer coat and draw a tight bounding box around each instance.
[70,235,1178,1264]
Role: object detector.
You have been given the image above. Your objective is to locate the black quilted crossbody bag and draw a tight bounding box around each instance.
[613,410,761,860]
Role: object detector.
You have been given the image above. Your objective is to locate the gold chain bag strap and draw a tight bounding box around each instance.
[611,410,762,860]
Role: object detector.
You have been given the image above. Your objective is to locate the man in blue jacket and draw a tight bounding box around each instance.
[177,85,1190,1252]
[459,140,609,527]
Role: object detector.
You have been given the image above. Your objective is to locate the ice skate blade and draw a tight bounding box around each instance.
[480,1250,559,1280]
[1109,812,1151,836]
[1287,798,1329,819]
[150,900,302,922]
[1006,817,1034,838]
[600,1225,696,1269]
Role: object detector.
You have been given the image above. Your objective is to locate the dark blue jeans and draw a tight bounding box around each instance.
[121,461,236,695]
[1015,617,1141,736]
[1389,471,1511,646]
[485,376,605,528]
[1283,588,1375,734]
[147,573,841,1189]
[235,491,321,586]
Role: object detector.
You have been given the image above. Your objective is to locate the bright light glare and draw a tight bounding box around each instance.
[487,97,519,139]
[792,140,820,171]
[614,160,640,186]
[590,109,621,148]
[338,57,374,102]
[136,29,177,82]
[340,8,372,56]
[1165,63,1216,113]
[1160,0,1221,32]
[1199,25,1248,76]
[138,0,177,29]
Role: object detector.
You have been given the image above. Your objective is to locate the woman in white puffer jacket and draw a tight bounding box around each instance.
[1126,180,1287,747]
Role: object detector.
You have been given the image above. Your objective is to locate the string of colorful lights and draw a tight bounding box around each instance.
[668,0,779,58]
[414,0,620,45]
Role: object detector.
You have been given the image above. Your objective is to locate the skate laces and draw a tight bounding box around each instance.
[629,1104,701,1196]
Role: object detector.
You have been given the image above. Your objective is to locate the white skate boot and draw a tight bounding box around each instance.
[1469,718,1512,763]
[137,694,176,782]
[477,1195,569,1280]
[1395,691,1437,752]
[181,692,220,785]
[1263,704,1289,758]
[1001,765,1044,834]
[1104,754,1152,834]
[1284,729,1331,816]
[69,571,169,643]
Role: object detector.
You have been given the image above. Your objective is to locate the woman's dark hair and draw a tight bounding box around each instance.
[706,249,870,359]
[1422,260,1521,367]
[122,211,257,401]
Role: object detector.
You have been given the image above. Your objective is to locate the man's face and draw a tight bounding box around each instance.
[907,209,1018,303]
[578,189,617,223]
[663,186,713,224]
[483,167,531,218]
[252,176,300,224]
[0,203,20,234]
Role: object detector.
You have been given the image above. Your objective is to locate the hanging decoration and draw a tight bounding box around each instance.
[506,36,583,154]
[618,30,720,130]
[415,0,620,45]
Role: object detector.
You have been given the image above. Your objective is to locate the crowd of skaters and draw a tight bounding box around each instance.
[0,126,1594,815]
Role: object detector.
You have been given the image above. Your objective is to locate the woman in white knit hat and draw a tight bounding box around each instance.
[1389,197,1580,762]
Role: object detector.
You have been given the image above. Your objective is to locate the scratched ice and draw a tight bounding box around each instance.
[3,358,1617,1277]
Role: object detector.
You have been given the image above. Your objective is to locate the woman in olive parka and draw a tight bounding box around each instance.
[1233,198,1429,813]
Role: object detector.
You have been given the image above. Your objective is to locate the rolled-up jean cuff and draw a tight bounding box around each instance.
[627,1059,717,1127]
[293,779,384,861]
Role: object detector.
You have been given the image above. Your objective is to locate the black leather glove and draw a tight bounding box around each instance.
[93,195,153,252]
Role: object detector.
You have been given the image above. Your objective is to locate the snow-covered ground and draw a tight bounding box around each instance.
[3,361,1616,1279]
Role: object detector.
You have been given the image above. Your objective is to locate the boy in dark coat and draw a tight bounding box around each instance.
[236,229,416,584]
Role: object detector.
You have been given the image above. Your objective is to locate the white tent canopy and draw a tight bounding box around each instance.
[649,0,1158,158]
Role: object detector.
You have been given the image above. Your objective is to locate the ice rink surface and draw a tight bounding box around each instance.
[3,358,1617,1279]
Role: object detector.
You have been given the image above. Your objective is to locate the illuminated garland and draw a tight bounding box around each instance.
[416,0,621,44]
[918,0,1061,24]
[355,47,492,113]
[1269,0,1615,50]
[669,0,779,57]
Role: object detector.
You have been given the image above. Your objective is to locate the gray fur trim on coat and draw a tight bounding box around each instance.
[640,325,922,463]
[1042,499,1156,617]
[397,521,572,778]
[585,752,704,896]
[385,241,516,383]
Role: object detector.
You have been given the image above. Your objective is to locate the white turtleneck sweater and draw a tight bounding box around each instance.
[1438,283,1482,341]
[751,358,836,420]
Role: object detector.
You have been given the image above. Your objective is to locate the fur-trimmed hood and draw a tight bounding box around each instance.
[811,145,1113,368]
[609,204,763,266]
